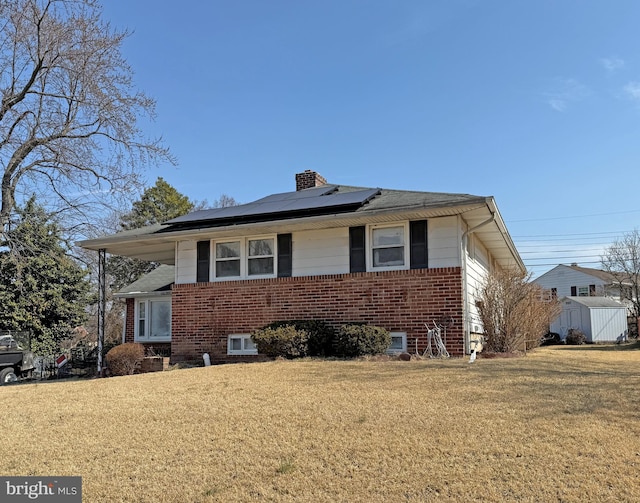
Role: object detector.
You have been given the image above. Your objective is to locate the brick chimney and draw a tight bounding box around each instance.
[295,170,327,191]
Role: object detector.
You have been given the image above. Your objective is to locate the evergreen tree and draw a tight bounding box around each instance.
[0,198,92,355]
[107,178,194,290]
[120,177,194,230]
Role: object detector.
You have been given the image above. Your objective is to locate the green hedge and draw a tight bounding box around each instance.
[251,325,310,358]
[254,320,335,357]
[333,324,391,357]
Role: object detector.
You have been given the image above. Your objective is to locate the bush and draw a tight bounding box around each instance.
[540,332,562,346]
[261,320,335,356]
[105,343,145,376]
[251,325,310,358]
[565,328,587,345]
[333,324,391,357]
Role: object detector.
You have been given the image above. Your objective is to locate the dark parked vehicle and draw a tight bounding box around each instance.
[0,335,35,384]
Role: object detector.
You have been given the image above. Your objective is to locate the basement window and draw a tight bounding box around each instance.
[387,332,407,354]
[227,334,258,355]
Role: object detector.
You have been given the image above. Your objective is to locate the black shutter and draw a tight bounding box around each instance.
[349,226,366,273]
[196,240,210,282]
[570,286,577,296]
[277,233,292,277]
[410,220,428,269]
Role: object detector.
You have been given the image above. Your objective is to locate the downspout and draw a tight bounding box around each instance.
[461,212,495,354]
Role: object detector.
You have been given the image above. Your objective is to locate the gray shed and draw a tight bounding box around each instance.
[551,296,628,343]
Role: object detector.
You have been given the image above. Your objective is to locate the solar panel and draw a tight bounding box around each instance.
[163,187,380,227]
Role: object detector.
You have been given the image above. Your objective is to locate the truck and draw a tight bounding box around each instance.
[0,335,35,384]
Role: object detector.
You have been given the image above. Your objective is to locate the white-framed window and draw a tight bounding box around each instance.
[387,332,407,354]
[135,298,171,342]
[212,235,276,279]
[215,240,241,278]
[248,238,274,276]
[578,286,589,297]
[227,334,258,355]
[370,223,408,270]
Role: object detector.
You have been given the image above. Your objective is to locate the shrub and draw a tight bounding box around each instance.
[105,343,145,376]
[565,328,587,345]
[333,324,391,357]
[261,320,335,356]
[540,332,562,346]
[251,325,310,358]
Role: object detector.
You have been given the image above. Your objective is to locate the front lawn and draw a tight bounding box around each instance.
[1,344,639,502]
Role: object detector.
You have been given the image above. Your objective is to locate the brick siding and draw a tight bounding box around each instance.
[170,267,463,363]
[124,298,135,343]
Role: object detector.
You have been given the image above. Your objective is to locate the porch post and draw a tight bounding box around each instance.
[97,248,106,375]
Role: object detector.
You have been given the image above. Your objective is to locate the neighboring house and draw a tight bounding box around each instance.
[551,297,628,343]
[533,264,627,301]
[80,170,524,363]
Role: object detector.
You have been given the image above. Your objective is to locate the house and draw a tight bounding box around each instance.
[80,170,524,363]
[533,264,627,301]
[551,296,628,343]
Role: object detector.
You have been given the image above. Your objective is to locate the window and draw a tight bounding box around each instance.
[387,332,407,354]
[551,288,557,300]
[215,241,241,278]
[578,286,589,297]
[227,334,258,355]
[135,298,171,342]
[350,222,425,273]
[212,235,279,279]
[371,225,407,269]
[248,238,274,276]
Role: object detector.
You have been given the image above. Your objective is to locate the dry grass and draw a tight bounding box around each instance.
[1,343,640,502]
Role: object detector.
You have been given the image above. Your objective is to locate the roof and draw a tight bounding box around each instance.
[566,265,619,283]
[561,296,626,308]
[536,264,633,286]
[115,264,174,297]
[78,182,524,271]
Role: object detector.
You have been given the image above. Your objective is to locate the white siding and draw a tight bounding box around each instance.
[173,218,465,281]
[292,228,350,276]
[590,307,628,343]
[428,216,460,268]
[534,265,607,297]
[176,240,197,284]
[465,234,491,336]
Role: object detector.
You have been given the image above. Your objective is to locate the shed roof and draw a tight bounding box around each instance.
[561,296,626,308]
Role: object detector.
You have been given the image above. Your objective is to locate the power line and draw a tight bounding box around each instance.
[507,210,640,223]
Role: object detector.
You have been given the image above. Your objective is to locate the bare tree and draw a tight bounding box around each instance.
[477,268,561,353]
[601,229,640,318]
[0,0,173,238]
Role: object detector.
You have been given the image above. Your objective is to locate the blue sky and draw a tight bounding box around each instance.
[101,0,640,278]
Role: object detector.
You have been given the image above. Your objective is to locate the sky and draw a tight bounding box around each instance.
[100,0,640,278]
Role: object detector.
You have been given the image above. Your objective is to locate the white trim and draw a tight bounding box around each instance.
[367,222,410,272]
[387,331,407,354]
[134,297,172,342]
[227,334,258,355]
